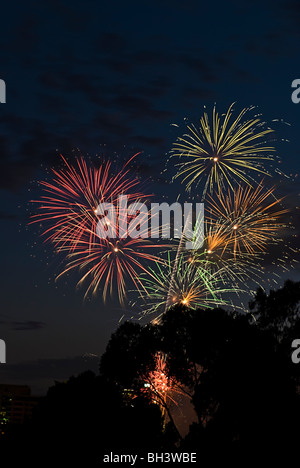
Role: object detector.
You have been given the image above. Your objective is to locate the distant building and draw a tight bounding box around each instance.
[0,384,40,434]
[10,395,40,425]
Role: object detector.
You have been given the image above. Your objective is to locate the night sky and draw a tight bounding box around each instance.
[0,0,300,394]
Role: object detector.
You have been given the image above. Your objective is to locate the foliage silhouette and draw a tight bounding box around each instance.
[2,281,300,463]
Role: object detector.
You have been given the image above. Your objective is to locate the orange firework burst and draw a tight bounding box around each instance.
[143,352,183,409]
[206,182,287,257]
[203,219,231,256]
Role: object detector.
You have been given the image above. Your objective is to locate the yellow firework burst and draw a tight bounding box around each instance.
[171,103,275,195]
[206,182,287,257]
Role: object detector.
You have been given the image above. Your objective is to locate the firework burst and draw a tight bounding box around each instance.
[143,352,184,409]
[170,103,275,196]
[30,154,164,304]
[136,252,232,321]
[30,154,144,251]
[57,235,163,305]
[206,181,287,257]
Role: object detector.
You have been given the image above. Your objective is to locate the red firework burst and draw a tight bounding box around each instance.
[30,154,163,304]
[30,153,144,251]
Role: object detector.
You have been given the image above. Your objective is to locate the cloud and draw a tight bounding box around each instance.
[132,49,172,66]
[179,54,218,82]
[114,94,172,120]
[280,0,300,22]
[0,320,46,331]
[0,211,17,220]
[93,113,133,138]
[11,321,46,331]
[132,135,166,148]
[95,32,127,54]
[0,355,100,395]
[182,86,217,100]
[104,58,134,74]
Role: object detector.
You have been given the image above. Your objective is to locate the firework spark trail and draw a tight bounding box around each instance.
[141,351,192,437]
[30,102,294,314]
[178,181,290,306]
[143,352,186,409]
[205,182,288,257]
[138,252,233,321]
[170,103,275,197]
[164,209,193,314]
[30,154,146,252]
[30,153,166,305]
[57,234,164,305]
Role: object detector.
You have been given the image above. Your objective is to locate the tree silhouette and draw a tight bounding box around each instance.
[99,320,182,443]
[1,370,164,463]
[249,280,300,341]
[2,282,300,463]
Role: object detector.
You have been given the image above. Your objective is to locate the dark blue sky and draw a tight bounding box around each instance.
[0,0,300,394]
